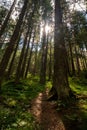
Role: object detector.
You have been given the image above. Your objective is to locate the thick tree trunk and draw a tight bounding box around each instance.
[0,0,28,87]
[52,0,72,101]
[0,0,17,38]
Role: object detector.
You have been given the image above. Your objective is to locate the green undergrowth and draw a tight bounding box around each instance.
[70,76,87,95]
[61,76,87,130]
[0,76,45,130]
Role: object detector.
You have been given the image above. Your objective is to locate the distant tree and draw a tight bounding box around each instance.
[40,0,53,84]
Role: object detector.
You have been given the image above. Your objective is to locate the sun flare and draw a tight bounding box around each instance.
[45,25,51,34]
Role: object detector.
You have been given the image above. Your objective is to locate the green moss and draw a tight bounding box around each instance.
[68,77,87,130]
[0,77,45,130]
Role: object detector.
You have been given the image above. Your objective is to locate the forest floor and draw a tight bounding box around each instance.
[30,77,87,130]
[30,88,87,130]
[0,76,87,130]
[31,89,66,130]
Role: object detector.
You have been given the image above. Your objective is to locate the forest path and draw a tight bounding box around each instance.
[30,90,66,130]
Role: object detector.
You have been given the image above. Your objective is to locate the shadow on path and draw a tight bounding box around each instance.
[31,90,66,130]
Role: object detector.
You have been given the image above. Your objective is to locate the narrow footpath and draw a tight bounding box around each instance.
[30,90,66,130]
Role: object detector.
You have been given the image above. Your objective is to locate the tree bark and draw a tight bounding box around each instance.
[52,0,72,101]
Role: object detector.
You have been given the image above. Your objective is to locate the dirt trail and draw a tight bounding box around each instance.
[30,90,66,130]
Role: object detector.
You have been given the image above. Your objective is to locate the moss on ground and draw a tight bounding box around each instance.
[0,76,45,130]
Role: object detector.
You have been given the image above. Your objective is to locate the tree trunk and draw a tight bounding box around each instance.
[69,41,75,76]
[74,46,81,74]
[21,30,32,78]
[32,42,38,76]
[15,25,30,82]
[52,0,72,101]
[7,34,21,79]
[20,9,35,78]
[48,38,52,81]
[0,0,28,88]
[0,0,17,38]
[24,32,35,78]
[40,22,48,84]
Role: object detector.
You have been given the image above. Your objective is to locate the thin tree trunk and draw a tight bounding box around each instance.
[0,0,17,38]
[7,34,21,79]
[0,0,28,88]
[48,37,52,81]
[74,46,81,74]
[33,43,38,76]
[15,25,30,82]
[21,30,32,78]
[20,9,35,78]
[24,32,35,78]
[81,49,87,70]
[69,41,75,76]
[40,22,48,84]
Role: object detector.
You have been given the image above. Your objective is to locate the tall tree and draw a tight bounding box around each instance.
[40,22,47,84]
[25,31,35,78]
[52,0,73,101]
[0,0,28,88]
[39,0,52,84]
[0,0,17,38]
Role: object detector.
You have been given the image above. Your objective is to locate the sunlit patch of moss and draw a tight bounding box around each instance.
[8,99,16,107]
[79,99,87,110]
[46,81,52,89]
[69,77,87,95]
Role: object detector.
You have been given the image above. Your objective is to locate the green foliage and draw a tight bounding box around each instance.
[0,6,8,25]
[69,76,87,95]
[46,81,52,89]
[56,76,87,130]
[67,76,87,130]
[0,77,45,130]
[40,0,53,20]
